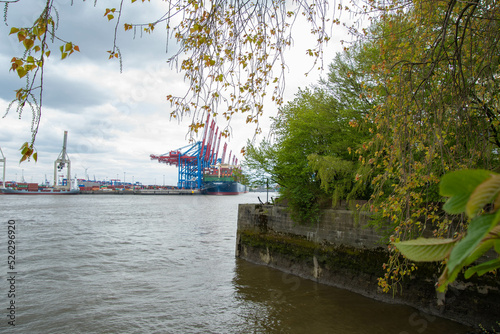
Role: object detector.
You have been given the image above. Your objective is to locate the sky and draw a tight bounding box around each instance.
[0,0,348,186]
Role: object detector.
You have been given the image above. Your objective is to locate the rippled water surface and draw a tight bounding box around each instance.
[0,194,471,333]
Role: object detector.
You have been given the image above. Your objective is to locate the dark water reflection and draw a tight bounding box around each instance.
[233,259,471,334]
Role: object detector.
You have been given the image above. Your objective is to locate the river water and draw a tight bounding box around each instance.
[0,193,471,333]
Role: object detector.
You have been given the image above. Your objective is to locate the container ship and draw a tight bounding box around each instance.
[202,164,248,195]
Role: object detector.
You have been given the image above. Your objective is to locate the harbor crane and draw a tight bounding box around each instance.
[0,146,5,189]
[150,114,229,189]
[54,131,71,190]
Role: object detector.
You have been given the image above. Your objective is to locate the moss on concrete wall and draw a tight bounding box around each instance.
[238,230,387,277]
[236,204,500,329]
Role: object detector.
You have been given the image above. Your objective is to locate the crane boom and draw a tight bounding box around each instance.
[54,131,71,190]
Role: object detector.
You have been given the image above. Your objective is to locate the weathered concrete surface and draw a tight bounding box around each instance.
[237,203,384,248]
[236,204,500,329]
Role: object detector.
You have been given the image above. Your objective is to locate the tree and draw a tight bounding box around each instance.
[353,0,500,293]
[2,0,343,162]
[311,41,383,204]
[245,42,374,222]
[242,139,277,188]
[271,87,337,223]
[3,0,80,162]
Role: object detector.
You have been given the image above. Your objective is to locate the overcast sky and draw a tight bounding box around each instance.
[0,0,347,186]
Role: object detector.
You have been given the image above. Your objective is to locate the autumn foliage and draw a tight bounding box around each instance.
[246,0,500,293]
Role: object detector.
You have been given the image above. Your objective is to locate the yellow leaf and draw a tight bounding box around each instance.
[9,27,19,35]
[25,64,36,72]
[15,89,23,100]
[16,67,27,78]
[23,39,34,50]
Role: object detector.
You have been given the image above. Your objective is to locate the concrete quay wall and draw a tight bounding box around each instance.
[236,204,500,329]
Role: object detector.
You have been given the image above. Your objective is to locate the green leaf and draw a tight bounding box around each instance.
[443,193,470,214]
[490,225,500,254]
[33,152,38,162]
[447,212,500,275]
[440,169,492,197]
[393,238,457,262]
[462,239,496,268]
[464,258,500,279]
[467,174,500,217]
[440,169,494,215]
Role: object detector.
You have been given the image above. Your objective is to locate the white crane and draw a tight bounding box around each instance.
[54,131,71,190]
[0,146,5,189]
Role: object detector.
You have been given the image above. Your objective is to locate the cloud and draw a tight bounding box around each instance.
[0,0,348,186]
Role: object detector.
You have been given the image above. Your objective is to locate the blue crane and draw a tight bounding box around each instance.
[150,115,225,189]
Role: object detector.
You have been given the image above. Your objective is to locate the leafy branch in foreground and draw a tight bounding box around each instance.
[19,141,37,163]
[4,0,79,162]
[394,169,500,292]
[4,0,351,159]
[113,0,336,137]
